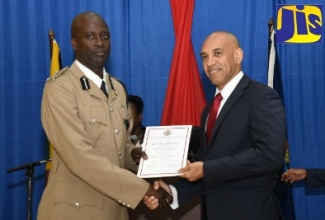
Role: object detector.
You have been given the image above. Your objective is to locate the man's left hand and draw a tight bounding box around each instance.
[131,146,147,164]
[178,160,204,182]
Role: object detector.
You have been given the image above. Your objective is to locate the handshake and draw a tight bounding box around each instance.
[143,180,173,210]
[132,148,173,210]
[132,148,203,210]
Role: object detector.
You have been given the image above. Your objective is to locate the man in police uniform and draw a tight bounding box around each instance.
[38,12,170,220]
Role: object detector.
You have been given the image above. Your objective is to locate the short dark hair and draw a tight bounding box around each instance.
[128,95,144,114]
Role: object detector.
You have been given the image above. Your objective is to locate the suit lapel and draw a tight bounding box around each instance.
[201,104,210,148]
[208,75,250,146]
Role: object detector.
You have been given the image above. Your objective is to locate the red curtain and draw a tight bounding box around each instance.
[161,0,206,126]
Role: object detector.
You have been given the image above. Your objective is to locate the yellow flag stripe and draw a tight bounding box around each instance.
[50,40,60,76]
[46,39,61,171]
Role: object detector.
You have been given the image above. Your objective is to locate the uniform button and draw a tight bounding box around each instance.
[115,129,119,134]
[118,200,122,203]
[118,151,122,157]
[110,107,113,112]
[91,118,96,124]
[75,202,80,208]
[122,202,126,206]
[127,204,130,208]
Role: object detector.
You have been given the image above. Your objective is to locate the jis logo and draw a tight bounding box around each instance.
[276,5,322,43]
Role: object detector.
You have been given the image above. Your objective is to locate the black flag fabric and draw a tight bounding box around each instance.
[268,21,296,220]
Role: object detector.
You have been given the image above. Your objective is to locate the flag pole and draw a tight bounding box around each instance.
[268,18,274,38]
[48,29,54,58]
[45,29,55,185]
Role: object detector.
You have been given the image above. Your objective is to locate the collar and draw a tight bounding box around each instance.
[75,60,107,88]
[215,71,244,102]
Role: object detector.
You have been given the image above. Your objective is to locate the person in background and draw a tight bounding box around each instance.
[38,11,171,220]
[282,168,325,187]
[128,94,202,220]
[128,95,146,145]
[144,31,286,220]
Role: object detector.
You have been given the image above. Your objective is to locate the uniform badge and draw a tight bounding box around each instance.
[80,77,91,90]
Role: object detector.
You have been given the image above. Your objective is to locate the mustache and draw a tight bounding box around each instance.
[207,65,220,72]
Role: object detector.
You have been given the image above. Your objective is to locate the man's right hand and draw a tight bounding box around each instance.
[143,180,173,210]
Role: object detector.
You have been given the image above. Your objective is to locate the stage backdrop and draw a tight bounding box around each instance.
[0,0,324,220]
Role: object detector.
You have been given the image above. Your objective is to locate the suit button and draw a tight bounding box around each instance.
[118,151,122,157]
[110,107,113,112]
[91,118,96,124]
[75,202,80,208]
[115,129,119,134]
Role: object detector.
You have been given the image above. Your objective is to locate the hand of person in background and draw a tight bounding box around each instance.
[281,168,307,183]
[178,160,204,182]
[143,183,173,210]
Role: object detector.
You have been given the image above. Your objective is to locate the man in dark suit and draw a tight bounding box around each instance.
[144,31,286,220]
[282,168,325,187]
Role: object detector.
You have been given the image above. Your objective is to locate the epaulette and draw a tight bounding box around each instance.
[45,67,69,83]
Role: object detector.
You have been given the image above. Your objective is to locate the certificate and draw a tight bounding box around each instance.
[137,125,192,178]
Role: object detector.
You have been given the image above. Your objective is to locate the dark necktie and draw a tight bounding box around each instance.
[206,93,223,143]
[100,80,108,98]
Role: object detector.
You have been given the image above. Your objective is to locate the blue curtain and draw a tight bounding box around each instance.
[0,0,324,219]
[277,1,325,220]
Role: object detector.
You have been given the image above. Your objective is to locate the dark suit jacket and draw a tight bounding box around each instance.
[306,169,325,187]
[176,74,286,220]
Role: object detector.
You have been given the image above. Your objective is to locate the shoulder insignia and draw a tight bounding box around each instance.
[45,67,69,83]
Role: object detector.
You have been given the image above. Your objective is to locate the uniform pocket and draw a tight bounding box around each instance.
[79,105,108,126]
[79,105,108,142]
[53,181,104,220]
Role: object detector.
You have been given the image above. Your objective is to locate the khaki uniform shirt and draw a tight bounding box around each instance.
[37,62,149,220]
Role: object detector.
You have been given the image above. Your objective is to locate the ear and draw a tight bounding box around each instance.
[234,48,244,64]
[71,38,77,50]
